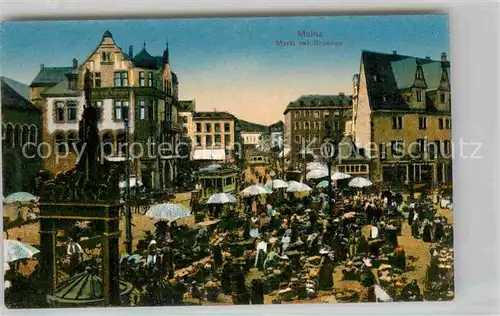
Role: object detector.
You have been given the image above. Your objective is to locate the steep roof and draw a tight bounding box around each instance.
[288,94,352,107]
[1,76,30,100]
[133,48,159,70]
[41,76,81,97]
[30,66,73,87]
[361,50,450,111]
[391,58,418,89]
[239,120,268,133]
[193,111,237,120]
[1,77,40,112]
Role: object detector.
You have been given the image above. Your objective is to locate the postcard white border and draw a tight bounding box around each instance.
[1,0,499,315]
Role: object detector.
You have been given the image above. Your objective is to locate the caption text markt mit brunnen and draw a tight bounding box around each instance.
[275,30,343,47]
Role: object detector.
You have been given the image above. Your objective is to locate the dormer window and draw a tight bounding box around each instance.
[440,93,446,103]
[416,90,423,102]
[101,52,112,63]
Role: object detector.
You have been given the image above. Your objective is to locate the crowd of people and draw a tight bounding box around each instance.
[4,177,454,307]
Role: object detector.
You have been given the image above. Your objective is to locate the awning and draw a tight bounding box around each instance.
[193,149,226,160]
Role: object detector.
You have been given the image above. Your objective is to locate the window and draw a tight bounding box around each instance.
[445,118,451,129]
[5,125,13,148]
[432,140,441,159]
[391,140,404,157]
[14,125,21,147]
[305,111,310,118]
[22,126,29,146]
[295,122,300,130]
[440,93,446,103]
[67,132,78,153]
[416,70,422,80]
[224,123,230,133]
[139,72,145,87]
[102,133,114,156]
[148,101,154,121]
[196,123,201,133]
[205,123,211,133]
[304,122,310,130]
[392,116,403,129]
[55,101,65,122]
[205,135,212,147]
[55,133,66,154]
[214,123,221,133]
[114,101,123,121]
[93,72,101,87]
[29,126,37,144]
[417,138,427,153]
[379,143,386,160]
[314,111,320,119]
[114,71,128,87]
[214,134,221,145]
[418,117,427,129]
[195,136,201,146]
[315,122,321,130]
[444,140,451,155]
[439,118,444,129]
[224,134,231,145]
[416,90,423,102]
[92,101,103,121]
[138,100,146,120]
[67,101,77,122]
[101,52,112,62]
[373,75,378,82]
[148,72,153,87]
[406,95,411,103]
[295,135,300,143]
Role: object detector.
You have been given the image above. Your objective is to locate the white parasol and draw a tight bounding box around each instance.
[348,177,373,188]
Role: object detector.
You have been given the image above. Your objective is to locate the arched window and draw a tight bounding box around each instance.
[29,125,37,144]
[22,125,29,146]
[55,133,66,154]
[14,125,21,147]
[67,131,78,153]
[102,133,114,156]
[5,125,14,148]
[304,122,310,130]
[116,132,126,156]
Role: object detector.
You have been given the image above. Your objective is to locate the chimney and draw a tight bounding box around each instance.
[129,45,133,58]
[339,92,345,97]
[441,52,447,62]
[72,58,78,69]
[40,63,44,71]
[392,50,397,55]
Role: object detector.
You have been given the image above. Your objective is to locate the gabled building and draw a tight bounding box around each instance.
[352,50,452,186]
[1,77,42,195]
[30,30,183,190]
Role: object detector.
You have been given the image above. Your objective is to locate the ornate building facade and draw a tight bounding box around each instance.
[351,50,452,186]
[30,30,183,190]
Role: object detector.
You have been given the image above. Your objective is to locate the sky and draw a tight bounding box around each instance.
[1,15,449,125]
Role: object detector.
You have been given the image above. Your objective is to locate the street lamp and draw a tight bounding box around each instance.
[124,118,132,255]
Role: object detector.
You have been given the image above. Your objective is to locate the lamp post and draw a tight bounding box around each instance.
[124,118,132,255]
